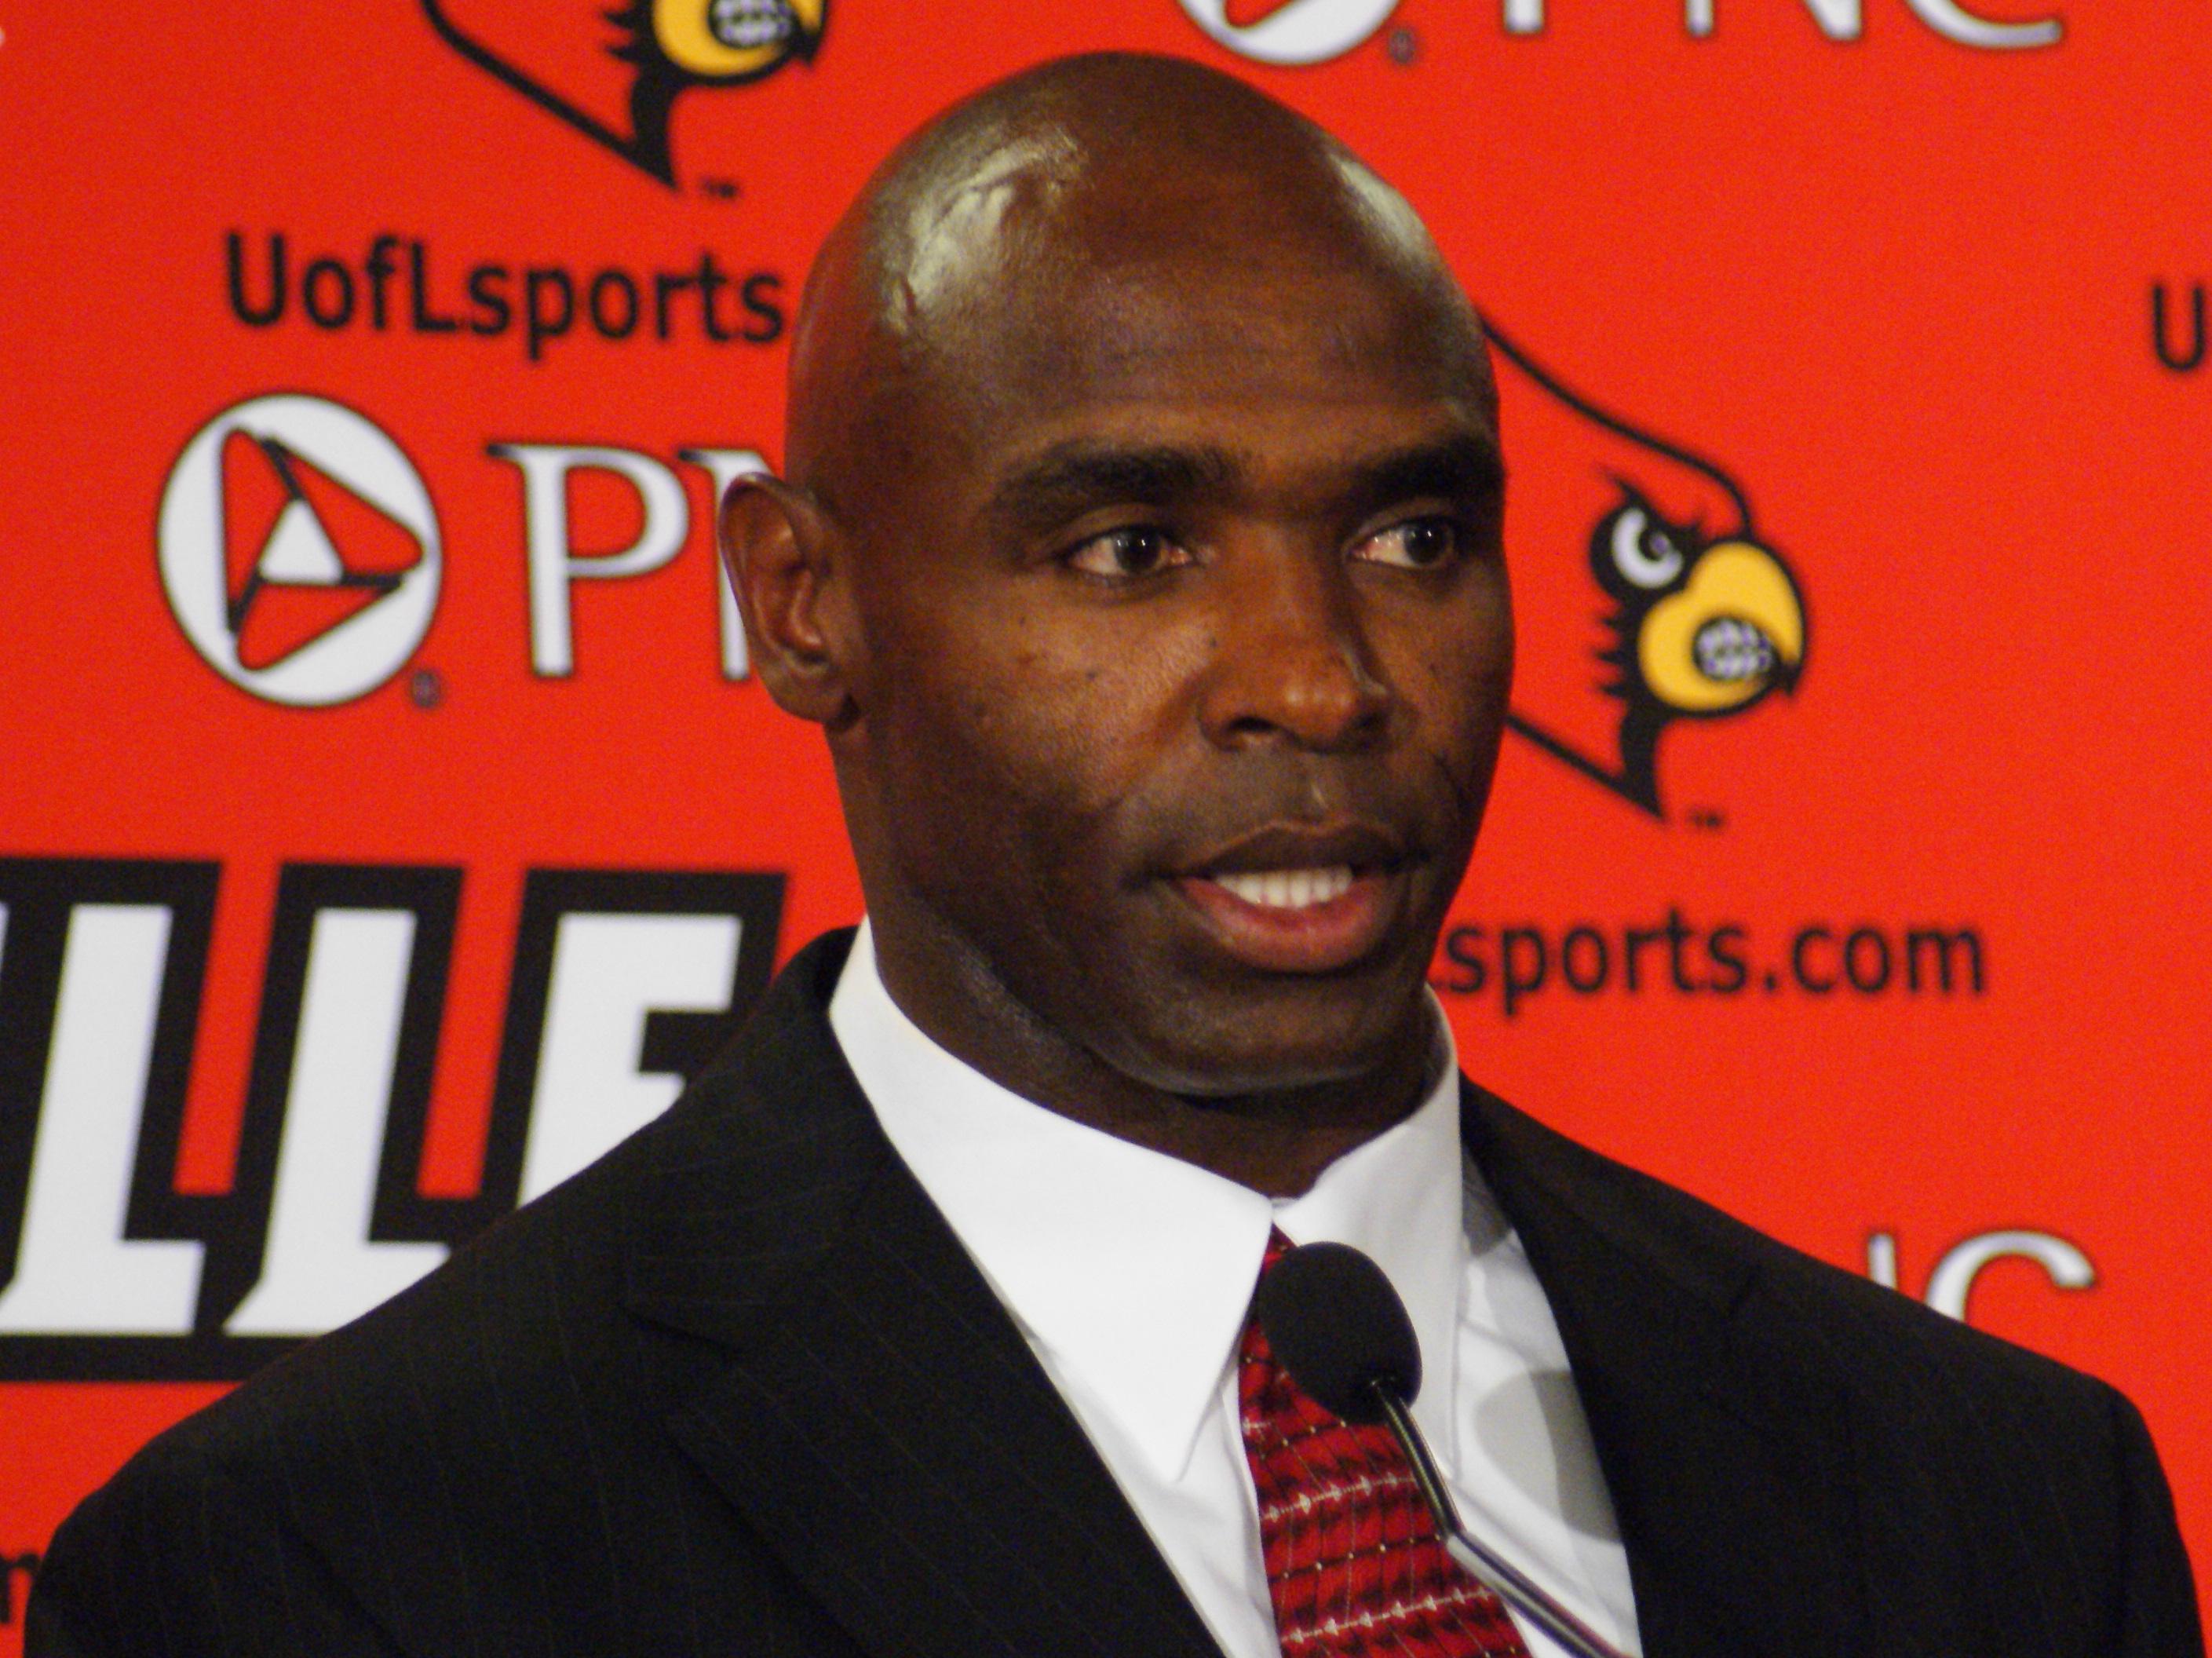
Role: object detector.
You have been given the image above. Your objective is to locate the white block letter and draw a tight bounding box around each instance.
[1925,1230,2094,1322]
[1686,0,1861,39]
[1906,0,2059,48]
[1863,1230,1900,1291]
[227,910,449,1335]
[519,913,741,1200]
[1801,0,1861,39]
[0,905,204,1334]
[493,443,690,677]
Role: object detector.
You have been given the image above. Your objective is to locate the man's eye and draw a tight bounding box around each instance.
[1064,526,1192,579]
[1353,517,1459,570]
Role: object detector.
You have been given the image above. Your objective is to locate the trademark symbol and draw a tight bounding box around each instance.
[1385,27,1419,63]
[409,668,444,710]
[699,177,742,202]
[1687,808,1725,831]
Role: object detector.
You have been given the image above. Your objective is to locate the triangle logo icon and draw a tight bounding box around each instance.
[257,498,347,585]
[218,431,422,674]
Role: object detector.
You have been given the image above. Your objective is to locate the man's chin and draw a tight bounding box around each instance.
[1090,984,1434,1102]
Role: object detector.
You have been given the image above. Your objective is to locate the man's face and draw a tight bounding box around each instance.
[834,218,1511,1097]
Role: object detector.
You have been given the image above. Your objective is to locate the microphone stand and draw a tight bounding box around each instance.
[1368,1386,1631,1658]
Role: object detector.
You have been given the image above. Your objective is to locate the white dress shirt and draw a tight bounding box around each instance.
[829,922,1642,1658]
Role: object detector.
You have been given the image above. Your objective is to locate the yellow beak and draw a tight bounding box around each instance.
[654,0,824,81]
[1637,539,1805,715]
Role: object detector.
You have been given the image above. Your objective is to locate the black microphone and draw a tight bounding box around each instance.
[1251,1241,1419,1422]
[1254,1242,1630,1658]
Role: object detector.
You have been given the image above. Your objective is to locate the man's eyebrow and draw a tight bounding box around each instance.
[985,443,1239,527]
[1348,434,1506,511]
[981,433,1503,531]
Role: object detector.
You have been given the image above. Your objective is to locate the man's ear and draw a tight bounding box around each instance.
[718,473,860,730]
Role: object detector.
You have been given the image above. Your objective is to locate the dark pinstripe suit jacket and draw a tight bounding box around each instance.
[27,930,2203,1658]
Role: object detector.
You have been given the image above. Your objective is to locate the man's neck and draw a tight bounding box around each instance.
[863,922,1435,1199]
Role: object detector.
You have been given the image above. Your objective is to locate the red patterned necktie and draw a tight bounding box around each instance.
[1239,1229,1531,1657]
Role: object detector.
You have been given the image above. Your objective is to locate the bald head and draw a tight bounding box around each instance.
[721,51,1513,1178]
[785,52,1491,524]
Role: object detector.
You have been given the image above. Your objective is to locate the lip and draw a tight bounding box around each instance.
[1176,820,1406,877]
[1165,821,1411,974]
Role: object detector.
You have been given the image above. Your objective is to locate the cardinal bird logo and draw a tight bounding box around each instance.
[1487,324,1806,819]
[421,0,826,186]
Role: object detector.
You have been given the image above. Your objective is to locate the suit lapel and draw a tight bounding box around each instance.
[618,933,1866,1658]
[1466,1086,1867,1658]
[622,933,1225,1658]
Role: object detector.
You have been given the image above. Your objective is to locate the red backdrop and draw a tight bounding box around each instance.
[3,0,2206,1638]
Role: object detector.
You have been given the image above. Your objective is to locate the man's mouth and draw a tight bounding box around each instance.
[1166,824,1409,973]
[1206,865,1356,911]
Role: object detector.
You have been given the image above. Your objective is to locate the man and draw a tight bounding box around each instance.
[29,52,2200,1658]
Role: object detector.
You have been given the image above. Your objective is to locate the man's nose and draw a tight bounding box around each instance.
[1195,545,1391,752]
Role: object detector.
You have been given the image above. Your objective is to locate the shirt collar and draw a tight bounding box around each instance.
[829,921,1467,1484]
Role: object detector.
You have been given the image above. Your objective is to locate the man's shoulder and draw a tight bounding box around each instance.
[30,1090,684,1639]
[24,1138,582,1647]
[68,932,867,1488]
[159,930,860,1434]
[1466,1081,2130,1428]
[1467,1083,2201,1657]
[30,940,874,1654]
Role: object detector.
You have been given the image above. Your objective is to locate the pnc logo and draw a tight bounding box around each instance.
[1178,0,1399,65]
[158,395,442,710]
[1488,326,1807,820]
[422,0,827,187]
[161,395,773,706]
[1177,0,2061,60]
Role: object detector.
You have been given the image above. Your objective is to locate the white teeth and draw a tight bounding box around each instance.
[1213,866,1356,911]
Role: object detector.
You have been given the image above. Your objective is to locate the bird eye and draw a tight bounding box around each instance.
[1608,506,1685,590]
[1064,526,1192,580]
[1355,517,1458,570]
